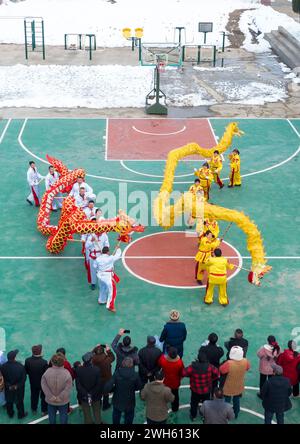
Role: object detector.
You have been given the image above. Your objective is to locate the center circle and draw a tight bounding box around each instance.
[122,231,242,289]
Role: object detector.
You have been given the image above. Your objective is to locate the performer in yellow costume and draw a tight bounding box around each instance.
[195,231,220,284]
[204,248,234,306]
[194,162,214,200]
[209,150,224,189]
[198,218,220,240]
[189,178,203,195]
[228,149,241,187]
[188,179,204,228]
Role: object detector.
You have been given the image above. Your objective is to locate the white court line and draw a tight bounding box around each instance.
[0,118,12,144]
[122,232,242,289]
[287,119,300,139]
[29,386,273,425]
[120,160,193,178]
[104,117,108,161]
[18,119,300,184]
[0,256,299,260]
[132,124,186,136]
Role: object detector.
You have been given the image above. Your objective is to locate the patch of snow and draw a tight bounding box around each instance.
[0,0,261,46]
[214,80,287,104]
[0,64,288,108]
[279,62,291,73]
[0,64,154,108]
[240,5,300,54]
[284,72,296,79]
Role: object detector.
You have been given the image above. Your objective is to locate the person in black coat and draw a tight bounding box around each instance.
[0,350,27,419]
[159,310,187,358]
[138,336,162,386]
[104,357,142,424]
[75,352,103,424]
[224,329,248,358]
[111,329,139,370]
[200,333,224,368]
[261,363,292,424]
[24,344,48,415]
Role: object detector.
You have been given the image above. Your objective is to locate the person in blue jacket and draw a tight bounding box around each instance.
[159,310,187,358]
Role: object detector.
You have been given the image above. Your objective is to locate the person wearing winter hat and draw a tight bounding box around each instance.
[0,350,27,419]
[138,336,162,387]
[256,335,280,399]
[277,340,300,397]
[159,310,187,358]
[41,353,72,424]
[261,363,292,424]
[25,344,48,415]
[219,346,250,418]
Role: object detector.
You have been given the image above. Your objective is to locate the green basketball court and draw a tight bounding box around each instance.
[0,117,299,424]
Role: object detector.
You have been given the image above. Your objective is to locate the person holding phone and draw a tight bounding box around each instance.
[111,329,139,370]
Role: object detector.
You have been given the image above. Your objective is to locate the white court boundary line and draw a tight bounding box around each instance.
[287,119,300,138]
[132,124,186,136]
[0,256,299,260]
[18,119,300,184]
[0,118,12,144]
[29,385,275,425]
[120,159,194,178]
[122,231,242,289]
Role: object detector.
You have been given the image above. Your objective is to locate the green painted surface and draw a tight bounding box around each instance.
[0,118,299,425]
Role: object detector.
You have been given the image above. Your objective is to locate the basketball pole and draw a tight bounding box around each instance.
[145,60,168,115]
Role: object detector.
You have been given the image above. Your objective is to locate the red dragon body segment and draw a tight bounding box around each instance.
[38,156,145,254]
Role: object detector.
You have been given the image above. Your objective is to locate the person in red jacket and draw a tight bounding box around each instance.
[277,340,300,397]
[158,347,184,412]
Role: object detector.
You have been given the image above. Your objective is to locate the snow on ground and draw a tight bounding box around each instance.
[0,64,287,108]
[240,5,300,53]
[0,0,260,47]
[214,80,287,104]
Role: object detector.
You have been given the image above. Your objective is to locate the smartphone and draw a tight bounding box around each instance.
[124,330,130,334]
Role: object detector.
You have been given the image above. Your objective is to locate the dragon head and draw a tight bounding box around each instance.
[114,210,145,243]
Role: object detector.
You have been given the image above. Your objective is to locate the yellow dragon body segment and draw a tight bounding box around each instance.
[153,122,271,285]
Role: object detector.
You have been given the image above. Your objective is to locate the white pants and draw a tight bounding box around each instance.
[89,258,97,285]
[97,272,113,307]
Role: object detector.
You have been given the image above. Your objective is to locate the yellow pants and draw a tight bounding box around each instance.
[229,168,241,186]
[204,279,229,305]
[196,263,206,281]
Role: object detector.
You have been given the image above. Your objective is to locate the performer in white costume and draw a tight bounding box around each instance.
[83,200,97,220]
[26,161,44,206]
[94,246,121,312]
[69,176,95,199]
[86,233,110,290]
[75,187,92,209]
[45,165,62,211]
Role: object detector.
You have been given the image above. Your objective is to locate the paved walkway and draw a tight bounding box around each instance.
[271,0,300,20]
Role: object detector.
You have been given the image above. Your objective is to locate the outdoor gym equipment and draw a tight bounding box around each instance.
[122,27,143,60]
[64,33,96,60]
[24,17,45,60]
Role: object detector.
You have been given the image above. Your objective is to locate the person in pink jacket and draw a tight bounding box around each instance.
[257,335,280,398]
